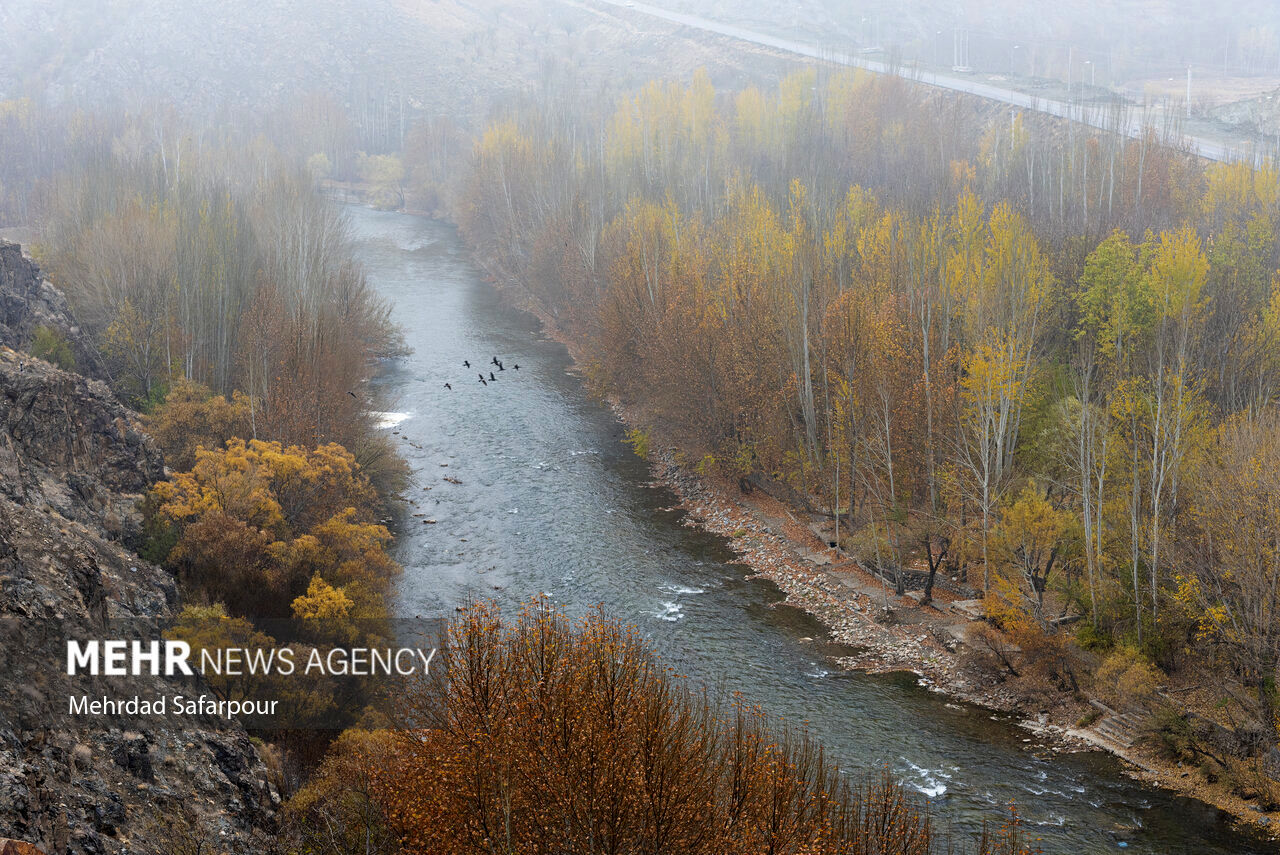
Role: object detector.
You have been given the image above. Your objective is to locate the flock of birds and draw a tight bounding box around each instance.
[442,356,520,390]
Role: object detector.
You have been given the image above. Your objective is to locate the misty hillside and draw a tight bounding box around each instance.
[0,0,791,131]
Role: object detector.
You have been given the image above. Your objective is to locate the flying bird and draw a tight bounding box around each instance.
[488,372,497,381]
[513,364,519,370]
[479,376,487,386]
[491,356,500,367]
[463,360,471,368]
[444,383,452,390]
[347,390,357,399]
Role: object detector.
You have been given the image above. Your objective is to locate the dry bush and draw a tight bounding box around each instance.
[969,621,1023,679]
[977,590,1082,699]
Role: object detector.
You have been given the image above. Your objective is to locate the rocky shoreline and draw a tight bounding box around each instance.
[635,424,1280,841]
[647,451,1010,701]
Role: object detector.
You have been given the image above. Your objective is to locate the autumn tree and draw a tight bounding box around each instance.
[283,728,401,855]
[368,601,937,855]
[1181,410,1280,747]
[143,380,253,470]
[152,438,397,618]
[993,485,1078,630]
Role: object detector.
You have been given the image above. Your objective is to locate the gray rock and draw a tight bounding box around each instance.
[0,348,162,542]
[0,242,105,380]
[0,249,275,854]
[1265,746,1280,782]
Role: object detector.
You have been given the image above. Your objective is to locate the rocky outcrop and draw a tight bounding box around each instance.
[0,489,279,853]
[0,242,105,380]
[0,249,277,854]
[0,350,160,544]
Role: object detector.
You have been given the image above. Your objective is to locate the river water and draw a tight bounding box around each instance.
[351,205,1273,854]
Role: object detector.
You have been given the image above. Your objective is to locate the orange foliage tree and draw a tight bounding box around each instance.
[367,601,940,855]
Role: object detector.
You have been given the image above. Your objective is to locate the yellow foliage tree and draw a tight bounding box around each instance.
[152,438,396,619]
[993,485,1077,629]
[143,380,254,470]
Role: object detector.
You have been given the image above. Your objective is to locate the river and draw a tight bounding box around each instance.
[351,205,1273,854]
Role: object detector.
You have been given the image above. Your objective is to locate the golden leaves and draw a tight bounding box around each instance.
[152,435,397,619]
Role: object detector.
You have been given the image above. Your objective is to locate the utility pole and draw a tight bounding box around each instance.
[1186,65,1192,118]
[1066,44,1074,114]
[952,27,970,72]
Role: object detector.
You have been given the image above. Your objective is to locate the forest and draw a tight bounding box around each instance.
[0,97,414,761]
[2,41,1279,847]
[450,66,1280,799]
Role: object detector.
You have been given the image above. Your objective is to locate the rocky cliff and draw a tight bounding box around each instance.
[0,246,277,854]
[0,244,104,381]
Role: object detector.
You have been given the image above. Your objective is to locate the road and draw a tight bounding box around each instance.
[595,0,1262,164]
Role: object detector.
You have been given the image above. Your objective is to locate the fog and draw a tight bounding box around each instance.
[3,2,1280,853]
[4,0,1279,134]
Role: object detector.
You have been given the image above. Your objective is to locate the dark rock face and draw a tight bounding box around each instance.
[0,243,105,380]
[0,350,162,542]
[0,248,277,853]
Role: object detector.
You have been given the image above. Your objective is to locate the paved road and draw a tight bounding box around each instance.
[596,0,1265,164]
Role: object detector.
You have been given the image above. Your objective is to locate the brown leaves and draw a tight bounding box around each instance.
[143,380,253,471]
[369,601,936,855]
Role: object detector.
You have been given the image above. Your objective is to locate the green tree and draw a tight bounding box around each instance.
[30,325,76,371]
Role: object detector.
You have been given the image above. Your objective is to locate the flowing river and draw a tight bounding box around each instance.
[351,205,1274,854]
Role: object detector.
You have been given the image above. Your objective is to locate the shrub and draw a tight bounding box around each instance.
[624,425,651,460]
[1095,646,1162,710]
[1076,708,1102,728]
[30,324,76,370]
[1074,620,1113,653]
[167,603,278,702]
[1143,707,1197,762]
[282,728,401,855]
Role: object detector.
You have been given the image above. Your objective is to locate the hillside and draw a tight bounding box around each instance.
[0,244,277,855]
[0,0,796,132]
